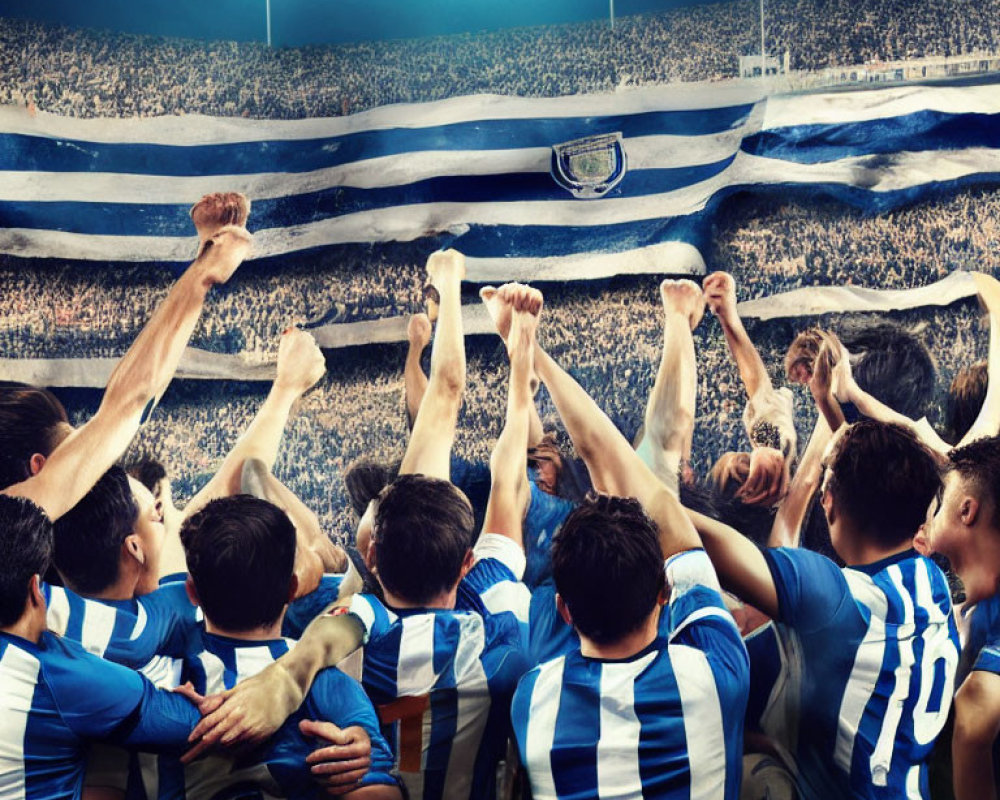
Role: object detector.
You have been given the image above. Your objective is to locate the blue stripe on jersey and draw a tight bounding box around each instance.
[760,548,959,800]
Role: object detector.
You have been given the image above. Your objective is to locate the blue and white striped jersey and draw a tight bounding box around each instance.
[511,549,749,800]
[153,630,399,800]
[0,631,199,800]
[756,547,960,800]
[347,550,532,800]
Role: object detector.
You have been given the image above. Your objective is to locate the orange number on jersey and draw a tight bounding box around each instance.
[377,694,430,773]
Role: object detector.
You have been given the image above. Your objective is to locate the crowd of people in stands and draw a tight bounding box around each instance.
[1,0,999,119]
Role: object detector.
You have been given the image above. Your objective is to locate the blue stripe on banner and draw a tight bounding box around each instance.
[744,111,1000,164]
[0,106,754,176]
[0,160,734,236]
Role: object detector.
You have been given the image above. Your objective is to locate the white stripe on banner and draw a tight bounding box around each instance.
[0,132,746,203]
[0,82,765,145]
[0,270,983,387]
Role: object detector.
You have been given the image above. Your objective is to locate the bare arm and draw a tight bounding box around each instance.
[533,339,700,559]
[480,285,539,547]
[953,670,1000,800]
[958,272,1000,447]
[183,611,365,760]
[768,416,832,549]
[399,250,466,480]
[183,328,326,519]
[687,509,780,618]
[704,271,771,400]
[6,226,251,520]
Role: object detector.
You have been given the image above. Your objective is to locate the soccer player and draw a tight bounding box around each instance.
[691,419,959,800]
[185,259,535,800]
[920,436,1000,800]
[169,494,402,800]
[511,279,748,799]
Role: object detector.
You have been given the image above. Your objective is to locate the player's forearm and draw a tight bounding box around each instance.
[768,416,831,549]
[717,312,770,400]
[687,508,780,618]
[280,612,366,699]
[953,739,998,800]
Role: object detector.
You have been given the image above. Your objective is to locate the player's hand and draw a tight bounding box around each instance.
[808,341,835,401]
[497,282,542,355]
[425,248,466,284]
[194,225,253,287]
[702,271,738,323]
[302,721,373,795]
[738,446,788,507]
[275,327,326,396]
[182,662,303,764]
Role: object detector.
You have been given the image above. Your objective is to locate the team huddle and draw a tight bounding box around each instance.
[2,192,1000,800]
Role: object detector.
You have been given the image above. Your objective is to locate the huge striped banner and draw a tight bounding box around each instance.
[0,76,999,281]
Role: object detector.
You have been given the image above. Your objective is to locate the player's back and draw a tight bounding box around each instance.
[758,548,959,800]
[347,592,530,800]
[164,630,398,800]
[0,630,197,800]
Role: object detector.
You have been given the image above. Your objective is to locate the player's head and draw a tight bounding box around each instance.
[52,467,164,597]
[821,419,940,559]
[552,493,665,646]
[922,436,1000,601]
[527,435,564,497]
[945,362,987,445]
[0,382,72,490]
[344,458,400,519]
[368,474,474,606]
[0,494,52,628]
[181,495,297,634]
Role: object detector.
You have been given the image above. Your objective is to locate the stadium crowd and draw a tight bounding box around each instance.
[2,0,1000,118]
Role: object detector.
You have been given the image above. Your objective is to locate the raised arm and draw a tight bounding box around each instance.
[767,415,832,549]
[704,271,771,399]
[531,298,700,558]
[958,272,1000,447]
[183,327,327,519]
[480,284,539,547]
[399,250,466,480]
[5,226,252,520]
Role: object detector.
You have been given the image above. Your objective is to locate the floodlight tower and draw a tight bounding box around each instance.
[266,0,272,47]
[610,0,615,31]
[760,0,766,78]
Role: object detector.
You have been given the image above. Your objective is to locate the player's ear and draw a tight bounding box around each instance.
[555,593,573,626]
[185,575,201,608]
[29,574,44,608]
[29,453,46,476]
[459,549,475,579]
[287,573,299,604]
[961,496,980,527]
[124,534,145,566]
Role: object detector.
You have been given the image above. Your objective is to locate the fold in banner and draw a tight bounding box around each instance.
[1,78,999,280]
[0,272,981,387]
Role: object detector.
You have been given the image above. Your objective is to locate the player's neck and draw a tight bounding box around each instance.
[382,585,457,611]
[204,617,284,642]
[2,605,46,644]
[578,609,661,661]
[957,529,1000,606]
[836,527,914,567]
[89,574,139,602]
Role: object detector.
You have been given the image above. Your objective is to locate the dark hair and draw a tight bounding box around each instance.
[945,435,1000,530]
[0,382,70,490]
[181,496,296,632]
[839,322,936,421]
[825,420,940,548]
[552,493,665,645]
[126,457,167,495]
[52,466,138,596]
[344,458,400,519]
[373,474,474,605]
[0,495,53,627]
[945,362,988,445]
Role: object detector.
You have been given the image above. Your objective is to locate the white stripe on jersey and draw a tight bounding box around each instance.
[524,657,565,800]
[669,607,737,643]
[833,570,888,774]
[0,645,41,800]
[870,565,916,786]
[396,615,439,800]
[596,651,657,797]
[197,649,227,695]
[131,602,149,641]
[670,644,726,800]
[906,764,922,800]
[444,615,490,797]
[46,587,71,637]
[479,581,531,624]
[234,645,284,684]
[140,655,182,689]
[79,601,117,658]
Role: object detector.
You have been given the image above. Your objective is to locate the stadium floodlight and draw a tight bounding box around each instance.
[610,0,615,31]
[266,0,272,47]
[760,0,766,78]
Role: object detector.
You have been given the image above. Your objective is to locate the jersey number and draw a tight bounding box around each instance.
[378,694,430,773]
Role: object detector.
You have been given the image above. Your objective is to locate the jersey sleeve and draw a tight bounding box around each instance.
[463,537,531,624]
[117,582,200,664]
[763,547,852,634]
[44,635,198,749]
[664,549,744,654]
[283,574,345,639]
[347,593,394,641]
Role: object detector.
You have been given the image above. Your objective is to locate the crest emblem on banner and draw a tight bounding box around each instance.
[551,132,627,199]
